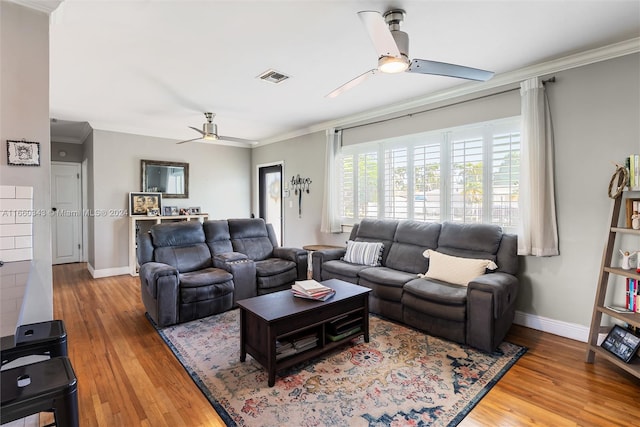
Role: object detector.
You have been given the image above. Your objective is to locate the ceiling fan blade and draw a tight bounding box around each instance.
[407,59,494,81]
[176,137,202,145]
[357,11,401,58]
[188,126,206,136]
[218,135,258,145]
[326,69,378,98]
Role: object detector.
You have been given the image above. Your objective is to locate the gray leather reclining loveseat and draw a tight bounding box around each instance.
[138,218,307,327]
[312,219,519,352]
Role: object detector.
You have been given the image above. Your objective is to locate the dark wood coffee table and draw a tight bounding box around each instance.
[236,279,371,386]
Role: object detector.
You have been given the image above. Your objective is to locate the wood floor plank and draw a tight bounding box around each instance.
[53,263,639,426]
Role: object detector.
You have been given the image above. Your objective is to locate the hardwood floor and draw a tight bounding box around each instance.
[53,263,639,426]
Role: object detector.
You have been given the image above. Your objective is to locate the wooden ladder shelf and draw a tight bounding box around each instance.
[585,194,640,378]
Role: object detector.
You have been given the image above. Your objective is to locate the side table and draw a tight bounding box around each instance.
[302,245,345,279]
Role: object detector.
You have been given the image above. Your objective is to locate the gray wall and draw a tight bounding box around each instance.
[88,130,251,272]
[0,2,53,324]
[252,131,330,248]
[252,53,640,331]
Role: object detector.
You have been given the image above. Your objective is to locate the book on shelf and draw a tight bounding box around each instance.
[327,325,362,342]
[605,305,633,314]
[291,280,335,301]
[327,314,363,335]
[627,278,639,311]
[627,154,640,190]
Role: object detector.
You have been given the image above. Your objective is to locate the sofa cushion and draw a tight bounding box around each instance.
[155,243,212,273]
[421,250,497,286]
[358,267,417,288]
[203,220,234,254]
[437,221,502,260]
[353,219,398,264]
[403,278,467,307]
[384,221,441,274]
[151,221,205,247]
[255,258,296,277]
[322,260,369,279]
[179,267,233,288]
[342,241,384,266]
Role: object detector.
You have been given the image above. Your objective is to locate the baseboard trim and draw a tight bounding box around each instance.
[514,310,592,343]
[87,264,129,279]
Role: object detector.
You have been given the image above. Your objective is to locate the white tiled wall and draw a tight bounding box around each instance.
[0,185,34,337]
[0,185,33,262]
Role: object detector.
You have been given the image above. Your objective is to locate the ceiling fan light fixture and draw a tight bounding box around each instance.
[378,55,409,73]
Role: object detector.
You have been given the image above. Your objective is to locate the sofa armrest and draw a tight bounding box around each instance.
[214,251,248,263]
[466,272,518,352]
[311,248,346,281]
[139,262,180,327]
[273,247,308,280]
[467,272,518,319]
[139,262,178,297]
[213,252,257,302]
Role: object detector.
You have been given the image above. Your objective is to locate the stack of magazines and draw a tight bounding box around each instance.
[291,279,335,301]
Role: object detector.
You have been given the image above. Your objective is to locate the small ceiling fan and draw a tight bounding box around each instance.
[177,112,255,145]
[327,9,494,98]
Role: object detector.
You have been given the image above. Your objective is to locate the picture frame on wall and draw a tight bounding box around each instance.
[129,192,162,216]
[7,140,41,166]
[601,324,640,363]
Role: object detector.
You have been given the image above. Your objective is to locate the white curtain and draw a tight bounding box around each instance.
[518,77,559,256]
[321,128,342,233]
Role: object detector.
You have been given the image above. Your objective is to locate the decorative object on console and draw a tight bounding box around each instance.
[291,174,311,218]
[188,207,201,215]
[129,192,162,216]
[7,140,40,166]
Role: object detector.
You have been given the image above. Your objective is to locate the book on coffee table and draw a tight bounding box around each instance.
[292,280,335,301]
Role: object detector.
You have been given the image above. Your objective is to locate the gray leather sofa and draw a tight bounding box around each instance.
[138,218,307,327]
[311,219,519,352]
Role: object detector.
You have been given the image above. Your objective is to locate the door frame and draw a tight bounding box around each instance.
[51,161,83,264]
[255,161,284,244]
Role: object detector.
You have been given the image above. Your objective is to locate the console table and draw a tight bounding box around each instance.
[128,214,209,276]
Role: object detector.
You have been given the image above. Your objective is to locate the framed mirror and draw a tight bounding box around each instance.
[141,159,189,199]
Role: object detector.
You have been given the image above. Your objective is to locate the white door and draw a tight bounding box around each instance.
[51,162,82,264]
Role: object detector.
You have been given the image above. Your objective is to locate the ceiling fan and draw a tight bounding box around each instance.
[327,9,494,98]
[177,112,255,145]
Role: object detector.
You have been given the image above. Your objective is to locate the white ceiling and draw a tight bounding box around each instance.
[47,0,640,146]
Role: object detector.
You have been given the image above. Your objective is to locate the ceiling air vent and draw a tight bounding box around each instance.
[257,69,290,84]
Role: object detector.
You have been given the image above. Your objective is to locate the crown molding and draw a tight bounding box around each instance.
[8,0,63,14]
[259,37,640,146]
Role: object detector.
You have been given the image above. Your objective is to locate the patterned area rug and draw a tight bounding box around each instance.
[155,309,526,426]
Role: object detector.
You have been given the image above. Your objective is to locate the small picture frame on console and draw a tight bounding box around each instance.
[188,207,201,215]
[601,324,640,363]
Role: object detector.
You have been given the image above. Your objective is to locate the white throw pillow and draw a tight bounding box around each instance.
[420,249,498,286]
[342,241,384,266]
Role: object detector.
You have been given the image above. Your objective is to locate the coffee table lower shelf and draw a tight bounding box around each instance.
[237,279,371,387]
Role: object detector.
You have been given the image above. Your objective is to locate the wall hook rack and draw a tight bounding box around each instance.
[291,174,311,218]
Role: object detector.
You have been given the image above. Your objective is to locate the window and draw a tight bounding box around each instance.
[338,117,520,230]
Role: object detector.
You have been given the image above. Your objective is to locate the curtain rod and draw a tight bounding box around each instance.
[338,76,556,133]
